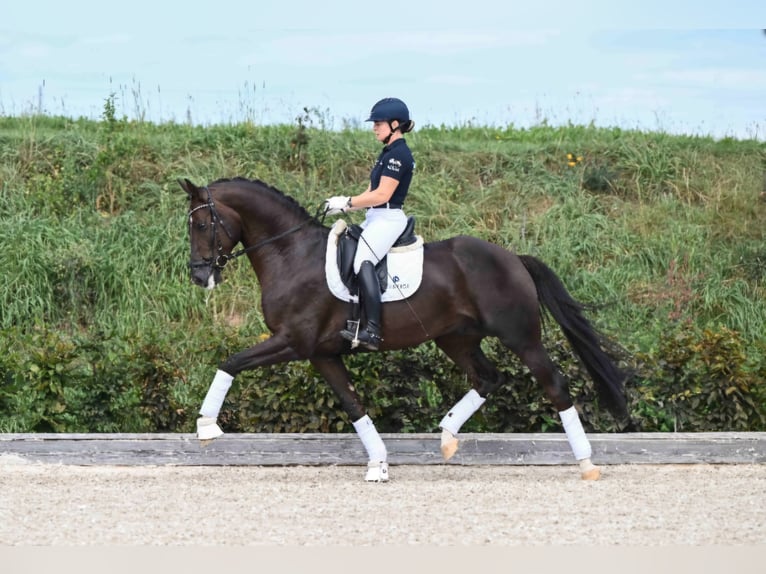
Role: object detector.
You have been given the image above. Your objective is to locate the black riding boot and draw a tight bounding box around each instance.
[340,261,383,351]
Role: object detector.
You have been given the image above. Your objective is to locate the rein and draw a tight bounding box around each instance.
[224,217,315,264]
[189,186,326,271]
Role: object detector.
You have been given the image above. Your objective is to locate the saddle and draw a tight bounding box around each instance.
[337,217,417,295]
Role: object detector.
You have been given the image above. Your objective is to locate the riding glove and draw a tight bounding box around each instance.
[324,196,351,215]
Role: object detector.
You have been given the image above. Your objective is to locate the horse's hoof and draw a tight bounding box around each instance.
[581,467,601,481]
[440,429,459,461]
[365,461,389,482]
[579,459,601,481]
[197,416,224,444]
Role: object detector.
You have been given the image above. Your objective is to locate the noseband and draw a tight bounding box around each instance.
[188,186,324,273]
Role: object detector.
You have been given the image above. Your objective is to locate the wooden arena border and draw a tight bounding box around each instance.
[1,432,764,466]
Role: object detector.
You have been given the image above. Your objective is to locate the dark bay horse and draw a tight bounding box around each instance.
[180,177,631,482]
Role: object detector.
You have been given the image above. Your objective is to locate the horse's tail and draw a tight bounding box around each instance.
[519,254,632,427]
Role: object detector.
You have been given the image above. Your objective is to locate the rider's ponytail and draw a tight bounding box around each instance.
[400,120,415,134]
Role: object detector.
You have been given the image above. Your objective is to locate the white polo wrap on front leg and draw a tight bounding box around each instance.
[353,414,387,462]
[438,389,486,435]
[199,369,234,419]
[559,405,592,461]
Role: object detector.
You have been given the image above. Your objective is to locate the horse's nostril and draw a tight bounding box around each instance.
[191,271,210,288]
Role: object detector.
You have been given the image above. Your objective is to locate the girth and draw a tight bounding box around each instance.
[336,216,417,295]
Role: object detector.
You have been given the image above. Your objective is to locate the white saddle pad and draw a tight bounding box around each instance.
[325,219,424,303]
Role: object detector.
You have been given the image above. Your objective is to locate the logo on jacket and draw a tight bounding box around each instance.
[386,158,402,173]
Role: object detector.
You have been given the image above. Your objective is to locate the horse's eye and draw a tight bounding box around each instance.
[195,222,207,231]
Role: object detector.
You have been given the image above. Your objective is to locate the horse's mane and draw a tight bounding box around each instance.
[209,177,314,220]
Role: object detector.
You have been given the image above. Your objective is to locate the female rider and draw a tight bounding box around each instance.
[324,97,415,351]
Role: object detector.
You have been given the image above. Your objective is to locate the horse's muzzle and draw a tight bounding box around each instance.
[189,260,222,290]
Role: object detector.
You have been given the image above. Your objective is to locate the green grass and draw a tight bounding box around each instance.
[1,112,764,345]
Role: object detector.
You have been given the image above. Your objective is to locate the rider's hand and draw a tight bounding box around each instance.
[324,196,351,215]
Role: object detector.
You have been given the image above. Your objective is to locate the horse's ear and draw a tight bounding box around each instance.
[178,178,197,199]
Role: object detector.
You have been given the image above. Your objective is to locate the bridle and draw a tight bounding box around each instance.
[188,194,229,272]
[187,186,324,273]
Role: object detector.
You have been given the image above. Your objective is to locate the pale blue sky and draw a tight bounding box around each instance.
[1,1,764,139]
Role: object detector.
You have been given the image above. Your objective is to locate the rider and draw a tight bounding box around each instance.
[324,97,416,351]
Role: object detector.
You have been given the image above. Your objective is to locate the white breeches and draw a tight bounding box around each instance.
[353,208,408,273]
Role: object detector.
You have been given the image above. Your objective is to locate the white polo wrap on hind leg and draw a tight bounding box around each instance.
[559,405,592,461]
[439,389,486,435]
[353,414,387,462]
[199,369,234,418]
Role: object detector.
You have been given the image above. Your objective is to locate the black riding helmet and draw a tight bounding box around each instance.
[366,98,414,143]
[367,97,410,123]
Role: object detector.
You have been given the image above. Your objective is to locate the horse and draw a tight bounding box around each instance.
[180,176,633,482]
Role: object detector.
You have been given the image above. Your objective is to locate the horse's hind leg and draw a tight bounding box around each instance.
[436,332,599,479]
[433,333,505,460]
[513,341,601,480]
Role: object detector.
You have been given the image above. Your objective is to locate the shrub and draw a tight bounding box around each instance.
[632,323,766,431]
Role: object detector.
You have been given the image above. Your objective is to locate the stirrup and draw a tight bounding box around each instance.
[340,319,361,348]
[365,461,389,482]
[341,329,381,350]
[340,321,382,351]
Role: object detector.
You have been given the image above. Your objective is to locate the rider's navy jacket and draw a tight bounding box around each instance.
[369,138,414,207]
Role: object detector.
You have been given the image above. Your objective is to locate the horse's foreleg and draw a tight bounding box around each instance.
[310,356,388,482]
[196,335,300,445]
[197,369,233,443]
[353,415,389,482]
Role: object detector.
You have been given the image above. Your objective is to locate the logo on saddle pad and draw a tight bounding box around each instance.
[325,220,424,303]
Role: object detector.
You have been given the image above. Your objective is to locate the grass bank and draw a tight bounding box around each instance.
[1,106,764,433]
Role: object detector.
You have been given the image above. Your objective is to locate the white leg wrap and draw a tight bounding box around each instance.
[438,389,486,435]
[353,415,387,462]
[559,405,592,461]
[364,461,389,482]
[199,370,234,419]
[197,416,224,441]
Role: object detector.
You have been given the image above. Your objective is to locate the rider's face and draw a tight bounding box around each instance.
[373,120,398,142]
